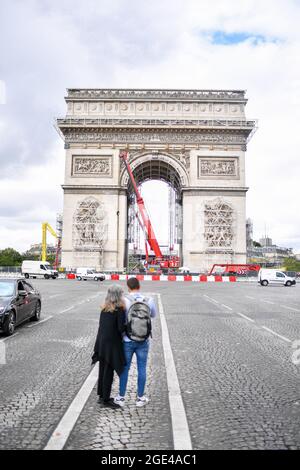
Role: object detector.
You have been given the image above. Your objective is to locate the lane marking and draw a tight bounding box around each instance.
[221,304,233,311]
[26,316,53,328]
[280,305,300,313]
[157,293,192,450]
[58,306,75,314]
[0,332,20,342]
[203,298,219,306]
[246,296,255,300]
[261,300,275,305]
[44,365,98,450]
[236,312,255,323]
[203,295,219,304]
[261,326,292,344]
[57,295,103,315]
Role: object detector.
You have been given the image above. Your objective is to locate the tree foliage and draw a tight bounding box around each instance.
[282,257,300,272]
[0,248,23,266]
[0,248,56,267]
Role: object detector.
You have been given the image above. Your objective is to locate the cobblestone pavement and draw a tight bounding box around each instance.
[66,309,172,450]
[0,279,300,449]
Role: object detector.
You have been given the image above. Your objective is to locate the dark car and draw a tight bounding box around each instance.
[0,279,41,336]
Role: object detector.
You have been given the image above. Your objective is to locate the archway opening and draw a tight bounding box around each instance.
[125,157,183,272]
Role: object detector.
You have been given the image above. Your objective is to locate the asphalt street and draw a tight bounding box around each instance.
[0,279,299,450]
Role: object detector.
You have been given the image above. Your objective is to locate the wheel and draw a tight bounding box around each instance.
[44,274,49,279]
[286,281,292,286]
[24,273,29,279]
[261,280,268,286]
[30,301,41,321]
[77,276,82,281]
[52,276,56,280]
[3,311,16,336]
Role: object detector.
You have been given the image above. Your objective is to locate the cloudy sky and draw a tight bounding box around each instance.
[0,0,299,254]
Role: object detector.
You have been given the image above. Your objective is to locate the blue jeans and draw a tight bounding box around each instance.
[119,340,149,397]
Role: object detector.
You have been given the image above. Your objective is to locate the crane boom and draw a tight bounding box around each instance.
[42,222,57,263]
[120,151,163,259]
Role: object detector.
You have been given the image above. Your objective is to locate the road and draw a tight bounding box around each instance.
[0,279,300,450]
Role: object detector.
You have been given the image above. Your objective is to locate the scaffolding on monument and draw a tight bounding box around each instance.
[203,198,235,271]
[72,197,107,269]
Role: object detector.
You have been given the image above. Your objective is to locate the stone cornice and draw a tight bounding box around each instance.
[182,187,249,195]
[60,127,250,146]
[66,88,247,103]
[57,117,256,132]
[62,184,127,195]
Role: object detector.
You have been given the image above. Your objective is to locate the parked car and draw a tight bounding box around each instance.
[258,269,296,287]
[0,279,41,336]
[22,260,58,279]
[76,268,105,281]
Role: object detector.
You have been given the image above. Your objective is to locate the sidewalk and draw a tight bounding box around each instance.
[65,315,173,450]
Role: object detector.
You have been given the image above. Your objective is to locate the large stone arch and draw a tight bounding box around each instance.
[58,88,255,271]
[119,151,189,192]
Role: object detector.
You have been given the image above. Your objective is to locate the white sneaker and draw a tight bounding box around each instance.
[136,396,149,407]
[114,395,125,407]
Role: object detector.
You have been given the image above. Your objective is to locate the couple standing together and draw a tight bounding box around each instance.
[92,277,157,409]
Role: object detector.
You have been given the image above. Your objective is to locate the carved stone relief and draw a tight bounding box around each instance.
[204,198,234,248]
[73,198,108,255]
[64,129,247,146]
[72,156,112,176]
[199,158,238,178]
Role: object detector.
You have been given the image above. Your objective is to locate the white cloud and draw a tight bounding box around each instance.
[0,0,299,254]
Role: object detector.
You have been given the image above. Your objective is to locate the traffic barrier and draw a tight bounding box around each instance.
[62,273,239,282]
[103,274,237,282]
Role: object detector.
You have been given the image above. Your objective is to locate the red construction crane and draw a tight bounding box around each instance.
[120,151,180,270]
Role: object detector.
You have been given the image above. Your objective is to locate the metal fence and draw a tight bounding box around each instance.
[0,266,22,273]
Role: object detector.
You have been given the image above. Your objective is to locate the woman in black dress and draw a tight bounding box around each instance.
[92,285,126,409]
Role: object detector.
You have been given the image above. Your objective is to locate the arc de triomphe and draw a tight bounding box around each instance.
[57,89,256,272]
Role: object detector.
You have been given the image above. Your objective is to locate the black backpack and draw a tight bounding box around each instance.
[126,295,152,342]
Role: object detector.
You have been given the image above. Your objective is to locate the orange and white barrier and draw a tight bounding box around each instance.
[104,274,237,282]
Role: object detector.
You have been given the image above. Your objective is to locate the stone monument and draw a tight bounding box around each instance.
[57,89,256,272]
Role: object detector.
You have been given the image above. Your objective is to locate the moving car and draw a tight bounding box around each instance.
[0,279,41,336]
[76,268,105,281]
[258,269,296,287]
[22,260,58,279]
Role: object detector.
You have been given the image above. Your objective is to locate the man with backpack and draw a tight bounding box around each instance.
[114,277,157,407]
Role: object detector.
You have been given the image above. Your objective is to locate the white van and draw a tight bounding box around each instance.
[22,260,58,279]
[258,269,296,287]
[76,267,105,281]
[178,266,190,274]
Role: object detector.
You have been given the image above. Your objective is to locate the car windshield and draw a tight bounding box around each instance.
[0,281,15,296]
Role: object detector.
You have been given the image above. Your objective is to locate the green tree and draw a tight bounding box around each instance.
[0,248,23,266]
[253,241,262,247]
[282,257,300,272]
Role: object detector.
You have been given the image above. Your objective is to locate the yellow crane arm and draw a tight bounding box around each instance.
[42,222,57,262]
